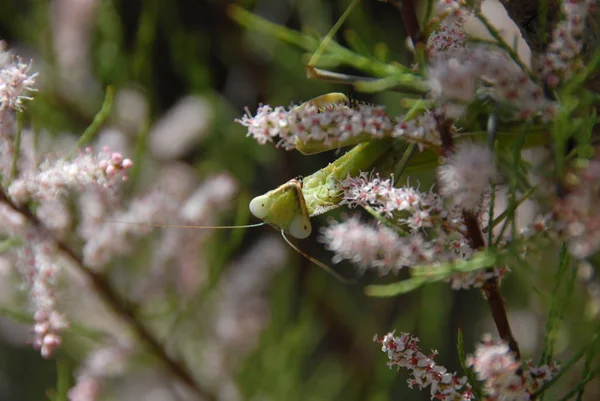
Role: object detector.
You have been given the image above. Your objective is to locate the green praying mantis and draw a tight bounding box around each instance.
[249,137,396,239]
[241,0,424,239]
[248,92,401,240]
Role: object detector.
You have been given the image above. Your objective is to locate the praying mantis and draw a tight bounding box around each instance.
[249,136,396,239]
[241,0,422,240]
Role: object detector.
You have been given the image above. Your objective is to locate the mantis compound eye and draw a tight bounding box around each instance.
[288,214,312,239]
[249,194,270,219]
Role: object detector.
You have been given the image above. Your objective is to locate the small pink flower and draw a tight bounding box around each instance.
[375,331,472,400]
[8,147,134,204]
[467,334,559,399]
[0,42,37,111]
[237,101,442,151]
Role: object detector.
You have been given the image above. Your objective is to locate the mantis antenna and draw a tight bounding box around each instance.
[102,216,355,284]
[307,0,361,71]
[100,219,266,231]
[280,230,357,285]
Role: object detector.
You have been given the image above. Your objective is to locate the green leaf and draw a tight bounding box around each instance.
[540,243,573,366]
[70,86,115,156]
[364,276,427,297]
[365,251,498,297]
[533,332,600,398]
[54,358,70,401]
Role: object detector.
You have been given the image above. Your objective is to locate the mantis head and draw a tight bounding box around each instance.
[249,180,312,239]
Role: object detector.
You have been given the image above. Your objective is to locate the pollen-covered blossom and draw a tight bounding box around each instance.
[437,143,496,211]
[375,331,473,400]
[319,216,446,275]
[8,147,133,204]
[0,41,37,111]
[427,23,468,64]
[467,334,559,400]
[15,233,69,358]
[237,101,443,151]
[538,0,598,88]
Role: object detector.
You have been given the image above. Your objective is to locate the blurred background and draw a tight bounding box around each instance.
[0,0,596,400]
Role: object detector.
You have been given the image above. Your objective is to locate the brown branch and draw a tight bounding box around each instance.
[0,190,216,401]
[393,0,422,45]
[437,119,521,359]
[462,210,521,359]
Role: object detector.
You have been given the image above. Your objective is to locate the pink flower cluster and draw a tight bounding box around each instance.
[428,45,556,120]
[425,1,556,120]
[538,0,598,88]
[426,0,469,60]
[236,102,442,151]
[375,331,473,400]
[467,334,559,400]
[9,147,133,204]
[16,234,69,358]
[0,41,37,111]
[320,216,444,275]
[377,332,559,401]
[392,111,442,150]
[340,172,443,229]
[324,171,505,287]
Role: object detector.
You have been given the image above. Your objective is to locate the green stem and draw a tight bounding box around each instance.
[307,0,362,68]
[70,86,115,156]
[10,111,24,180]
